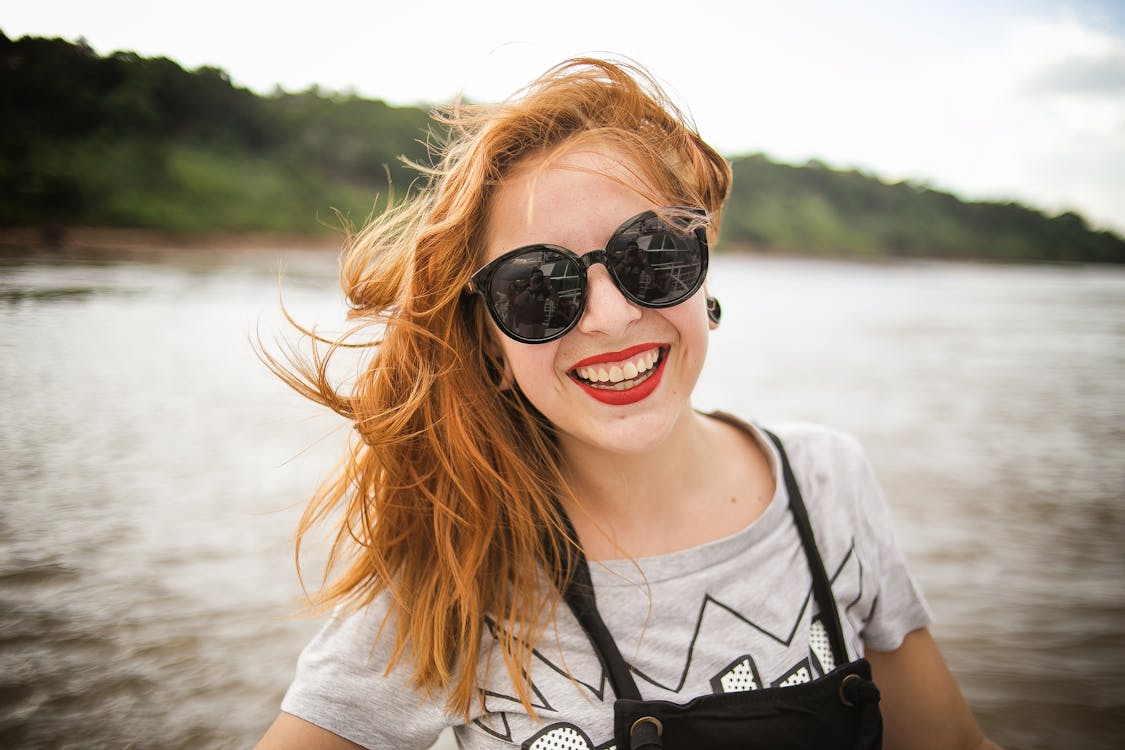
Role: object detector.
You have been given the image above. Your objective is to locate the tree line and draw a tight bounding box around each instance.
[2,31,1121,262]
[1,31,431,233]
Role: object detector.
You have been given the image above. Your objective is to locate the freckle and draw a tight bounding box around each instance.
[730,496,737,503]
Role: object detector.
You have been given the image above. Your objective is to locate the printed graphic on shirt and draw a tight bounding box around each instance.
[771,658,813,688]
[808,617,836,674]
[710,653,763,693]
[483,541,865,750]
[523,723,615,750]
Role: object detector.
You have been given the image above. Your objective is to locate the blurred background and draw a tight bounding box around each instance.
[1,2,1123,748]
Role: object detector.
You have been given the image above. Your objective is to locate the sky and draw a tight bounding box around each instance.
[5,0,1125,233]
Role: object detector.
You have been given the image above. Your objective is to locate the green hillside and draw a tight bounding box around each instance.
[725,155,1123,263]
[2,31,1122,263]
[0,31,430,233]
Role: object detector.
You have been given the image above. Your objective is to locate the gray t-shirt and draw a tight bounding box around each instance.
[280,421,932,749]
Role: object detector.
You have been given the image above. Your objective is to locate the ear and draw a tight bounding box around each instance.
[706,295,722,329]
[482,331,516,390]
[496,354,516,390]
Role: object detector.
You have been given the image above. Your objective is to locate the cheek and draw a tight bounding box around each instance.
[500,339,564,395]
[662,297,711,380]
[668,295,711,345]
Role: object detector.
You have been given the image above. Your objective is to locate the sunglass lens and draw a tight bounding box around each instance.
[608,214,704,306]
[485,248,582,342]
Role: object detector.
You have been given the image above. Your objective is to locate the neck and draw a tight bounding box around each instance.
[556,409,776,560]
[562,407,694,489]
[556,409,725,558]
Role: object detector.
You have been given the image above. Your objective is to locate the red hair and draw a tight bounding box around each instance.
[266,57,732,718]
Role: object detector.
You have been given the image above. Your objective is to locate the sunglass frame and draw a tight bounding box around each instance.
[468,207,710,344]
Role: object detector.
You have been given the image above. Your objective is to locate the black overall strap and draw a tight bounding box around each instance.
[556,510,644,701]
[762,429,851,669]
[557,426,851,702]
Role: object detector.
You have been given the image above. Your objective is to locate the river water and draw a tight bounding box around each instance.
[1,245,1122,749]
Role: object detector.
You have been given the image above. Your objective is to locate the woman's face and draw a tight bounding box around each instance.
[482,146,712,457]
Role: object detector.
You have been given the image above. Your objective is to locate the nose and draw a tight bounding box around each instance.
[577,265,642,336]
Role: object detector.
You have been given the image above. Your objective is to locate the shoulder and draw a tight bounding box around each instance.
[736,418,887,550]
[706,412,871,493]
[708,411,862,458]
[288,597,394,675]
[760,420,872,491]
[706,412,877,521]
[764,420,865,460]
[281,596,452,748]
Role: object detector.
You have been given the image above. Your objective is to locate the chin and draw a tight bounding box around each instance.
[558,400,694,456]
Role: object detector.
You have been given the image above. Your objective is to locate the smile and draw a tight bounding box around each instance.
[573,348,660,389]
[568,345,667,405]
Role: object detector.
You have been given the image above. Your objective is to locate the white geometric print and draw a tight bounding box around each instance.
[808,617,836,674]
[711,654,762,693]
[523,722,597,750]
[771,659,813,688]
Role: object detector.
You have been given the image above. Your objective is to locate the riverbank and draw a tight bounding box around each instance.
[0,226,1111,270]
[0,226,344,255]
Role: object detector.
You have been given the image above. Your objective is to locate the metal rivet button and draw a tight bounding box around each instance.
[630,716,663,736]
[839,673,862,706]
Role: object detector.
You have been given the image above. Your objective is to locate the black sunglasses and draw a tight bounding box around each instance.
[468,207,709,344]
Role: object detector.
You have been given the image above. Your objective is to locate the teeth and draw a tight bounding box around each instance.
[574,348,661,386]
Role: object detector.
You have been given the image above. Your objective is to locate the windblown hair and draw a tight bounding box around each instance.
[267,57,732,718]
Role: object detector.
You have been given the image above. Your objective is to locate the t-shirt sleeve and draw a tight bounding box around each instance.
[848,437,933,651]
[280,598,450,749]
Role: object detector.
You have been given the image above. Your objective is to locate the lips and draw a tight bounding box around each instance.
[568,344,667,405]
[573,348,659,385]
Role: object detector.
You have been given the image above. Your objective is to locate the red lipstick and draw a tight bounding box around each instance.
[569,345,667,406]
[569,343,661,370]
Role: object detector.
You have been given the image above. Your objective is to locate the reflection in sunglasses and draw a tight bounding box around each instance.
[470,207,709,343]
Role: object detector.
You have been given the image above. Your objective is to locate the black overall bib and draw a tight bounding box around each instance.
[558,430,884,749]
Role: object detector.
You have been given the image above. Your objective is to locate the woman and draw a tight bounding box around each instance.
[256,58,1000,750]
